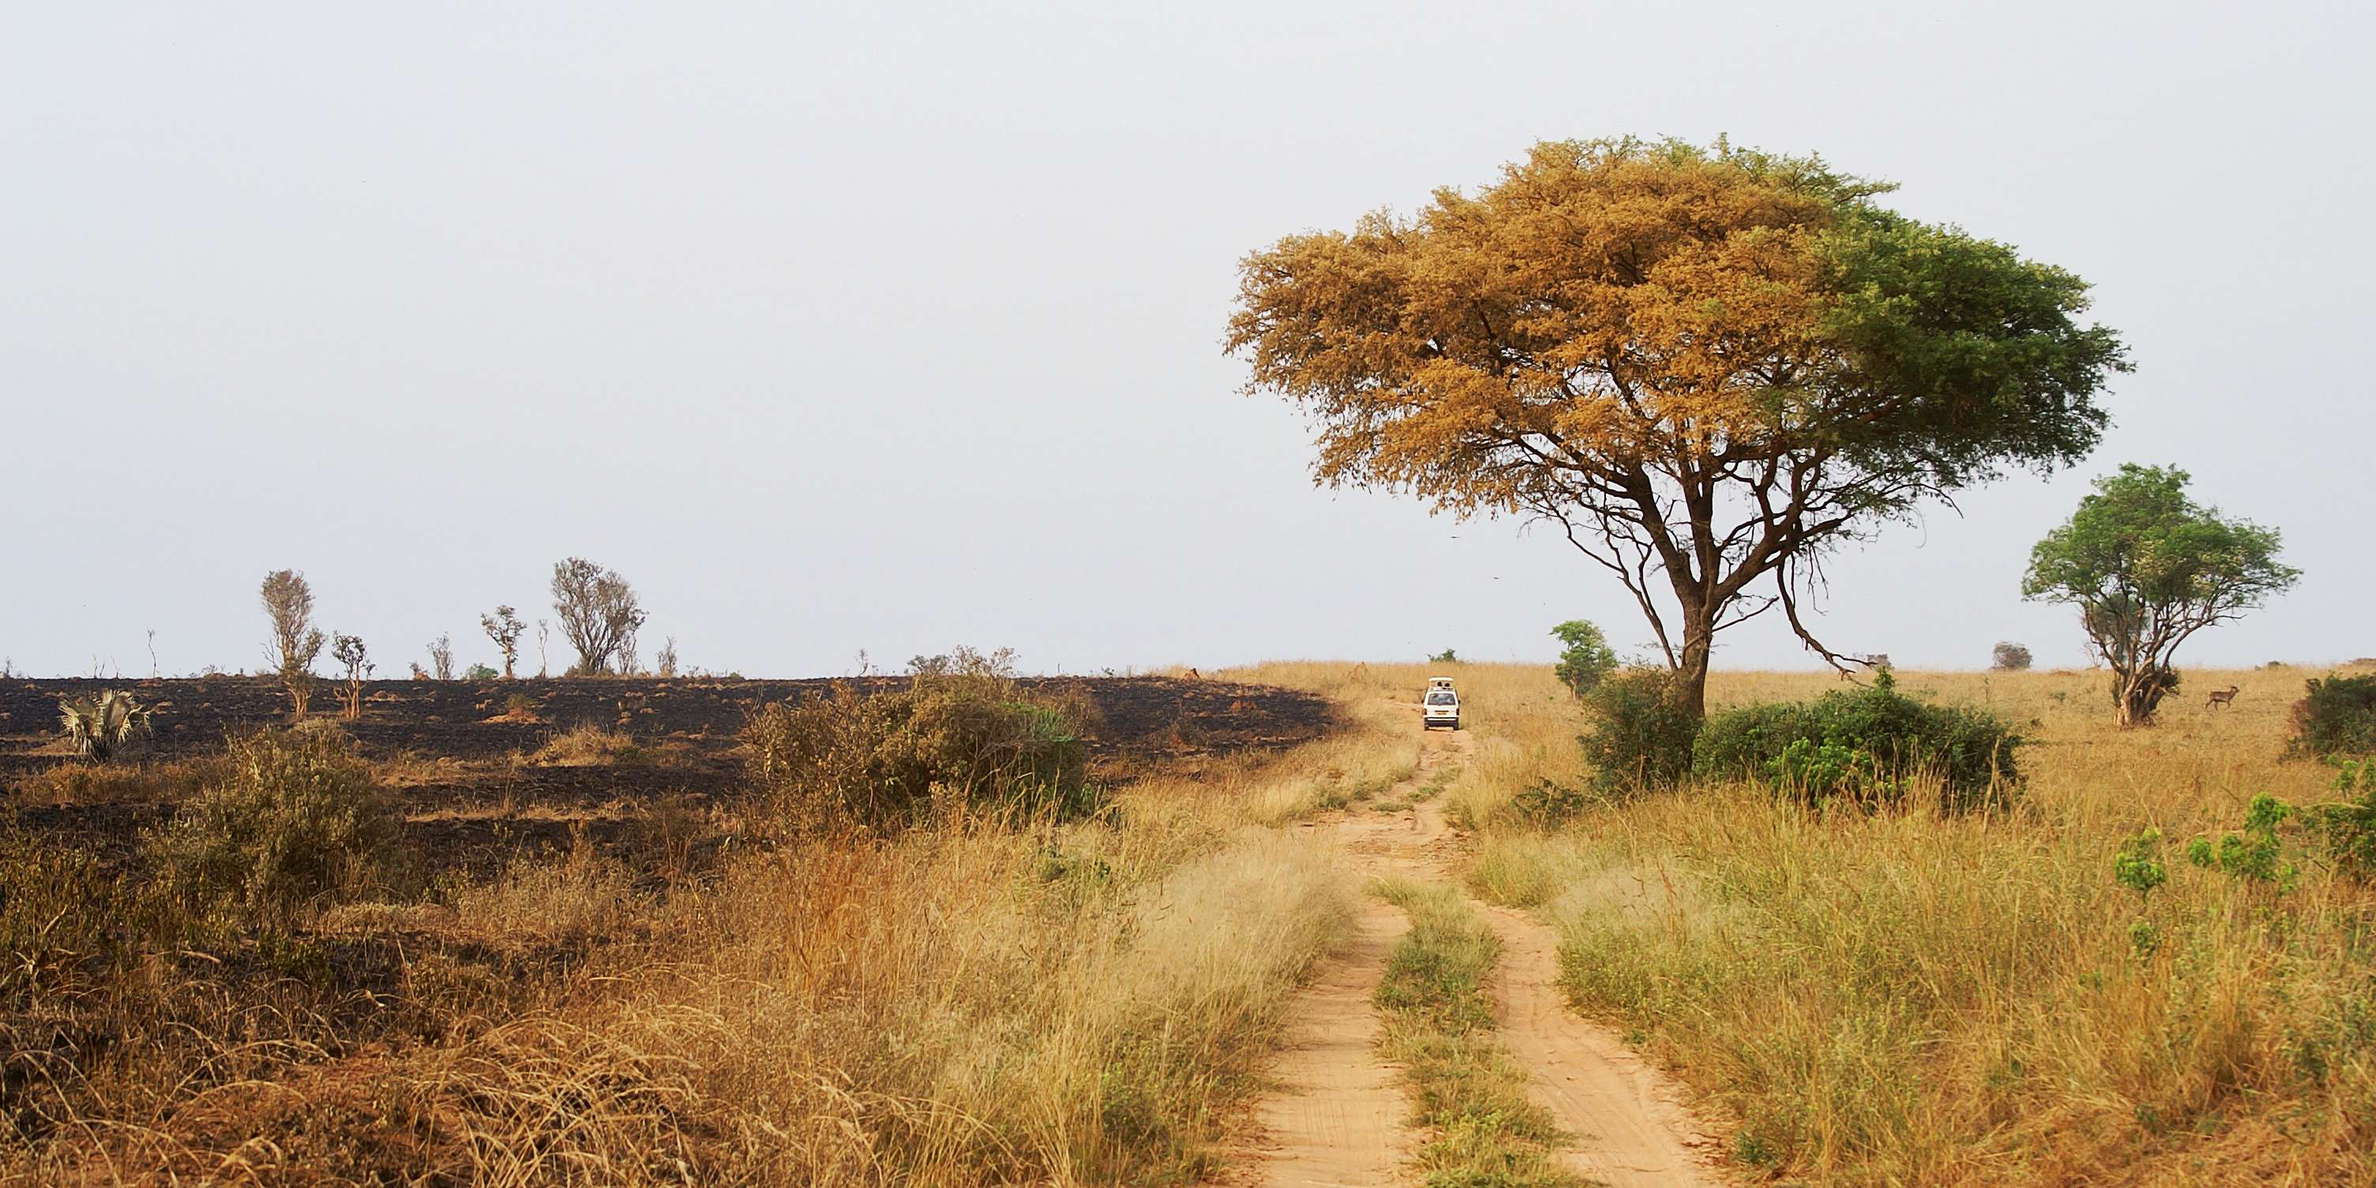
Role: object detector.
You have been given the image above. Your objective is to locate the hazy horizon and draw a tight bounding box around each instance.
[7,2,2370,679]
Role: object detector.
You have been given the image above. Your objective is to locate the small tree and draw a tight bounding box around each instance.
[551,558,646,676]
[1428,648,1459,664]
[426,633,455,681]
[1551,620,1620,697]
[656,636,680,678]
[480,605,525,678]
[2023,465,2299,726]
[1991,641,2034,672]
[260,569,326,718]
[331,634,372,720]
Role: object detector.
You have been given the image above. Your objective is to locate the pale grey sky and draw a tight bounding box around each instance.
[5,1,2369,678]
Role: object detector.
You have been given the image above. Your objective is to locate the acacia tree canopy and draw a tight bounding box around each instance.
[1228,138,2129,714]
[2022,464,2299,726]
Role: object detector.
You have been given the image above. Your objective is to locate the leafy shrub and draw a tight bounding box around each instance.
[464,662,499,680]
[1692,672,2024,812]
[1550,620,1619,697]
[1579,666,1699,794]
[1991,641,2033,671]
[1428,648,1459,664]
[2288,674,2376,758]
[2313,759,2376,882]
[744,674,1097,830]
[147,725,400,928]
[2186,793,2299,890]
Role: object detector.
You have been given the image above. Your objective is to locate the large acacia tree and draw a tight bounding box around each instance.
[1229,138,2129,715]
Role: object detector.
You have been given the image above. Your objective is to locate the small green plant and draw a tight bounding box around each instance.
[2185,793,2299,890]
[1506,777,1593,826]
[1428,647,1459,664]
[2113,827,2169,898]
[1550,619,1619,697]
[464,662,499,680]
[57,689,153,761]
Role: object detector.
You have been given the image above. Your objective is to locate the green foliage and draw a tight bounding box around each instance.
[2185,794,2299,890]
[57,688,153,761]
[147,725,400,928]
[1693,681,2024,812]
[464,663,499,680]
[744,673,1099,830]
[2312,759,2376,882]
[2114,828,2169,898]
[1579,666,1700,794]
[2023,465,2299,724]
[1428,648,1459,664]
[2287,674,2376,758]
[1549,620,1619,698]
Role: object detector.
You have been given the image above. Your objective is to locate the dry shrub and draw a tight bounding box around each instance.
[744,675,1095,831]
[147,725,400,929]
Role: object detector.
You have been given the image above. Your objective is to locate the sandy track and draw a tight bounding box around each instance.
[1237,714,1721,1187]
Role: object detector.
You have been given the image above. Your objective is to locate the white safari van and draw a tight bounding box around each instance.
[1422,676,1461,730]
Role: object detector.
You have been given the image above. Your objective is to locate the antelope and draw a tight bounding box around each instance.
[2207,685,2240,709]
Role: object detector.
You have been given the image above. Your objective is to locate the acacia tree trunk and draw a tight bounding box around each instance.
[2113,664,2175,727]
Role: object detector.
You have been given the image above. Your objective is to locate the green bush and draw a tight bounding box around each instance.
[147,724,400,928]
[1579,666,1699,794]
[2315,759,2376,882]
[744,674,1098,830]
[1550,620,1619,697]
[1692,674,2024,812]
[2288,674,2376,758]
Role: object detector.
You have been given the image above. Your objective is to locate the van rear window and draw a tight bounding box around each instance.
[1425,692,1456,705]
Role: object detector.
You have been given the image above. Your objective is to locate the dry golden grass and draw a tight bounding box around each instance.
[1381,660,2376,1185]
[3,693,1392,1185]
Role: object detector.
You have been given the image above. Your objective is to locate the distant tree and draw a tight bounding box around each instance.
[463,663,499,680]
[536,619,551,677]
[656,636,680,679]
[1229,137,2128,719]
[2023,465,2299,726]
[260,569,326,718]
[1991,641,2034,672]
[331,634,372,720]
[551,558,646,676]
[425,633,455,681]
[480,605,525,678]
[1428,648,1459,664]
[1551,620,1620,697]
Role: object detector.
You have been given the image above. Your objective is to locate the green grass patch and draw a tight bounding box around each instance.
[1373,879,1584,1188]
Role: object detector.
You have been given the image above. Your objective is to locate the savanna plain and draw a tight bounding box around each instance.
[4,659,2373,1186]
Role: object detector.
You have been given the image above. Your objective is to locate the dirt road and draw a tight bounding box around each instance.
[1240,715,1721,1187]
